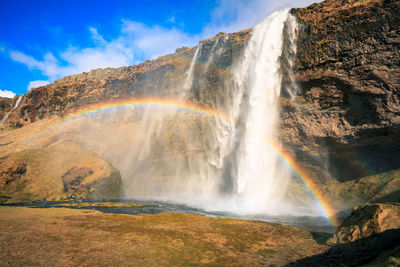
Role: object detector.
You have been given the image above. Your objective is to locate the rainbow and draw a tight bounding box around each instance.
[269,143,339,226]
[62,97,232,124]
[39,97,339,225]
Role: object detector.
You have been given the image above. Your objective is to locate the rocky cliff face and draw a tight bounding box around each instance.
[282,0,400,185]
[0,0,399,208]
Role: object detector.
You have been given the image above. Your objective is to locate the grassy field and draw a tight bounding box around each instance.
[0,206,329,266]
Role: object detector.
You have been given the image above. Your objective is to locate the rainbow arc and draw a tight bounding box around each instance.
[39,97,339,225]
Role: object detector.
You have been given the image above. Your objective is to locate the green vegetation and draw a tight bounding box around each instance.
[315,38,330,53]
[320,168,400,210]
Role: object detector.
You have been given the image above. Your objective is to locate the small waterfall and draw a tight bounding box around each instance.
[204,35,228,71]
[0,95,23,126]
[15,95,23,108]
[183,44,202,91]
[284,14,300,98]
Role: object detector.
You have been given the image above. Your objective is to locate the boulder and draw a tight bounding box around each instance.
[290,203,400,266]
[333,203,400,247]
[0,142,122,203]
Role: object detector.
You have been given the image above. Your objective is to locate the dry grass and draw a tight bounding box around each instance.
[0,207,329,266]
[297,0,383,29]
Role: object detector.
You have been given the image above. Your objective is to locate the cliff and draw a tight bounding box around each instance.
[0,0,399,208]
[283,0,400,184]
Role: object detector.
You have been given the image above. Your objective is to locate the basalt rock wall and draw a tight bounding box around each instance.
[282,0,400,182]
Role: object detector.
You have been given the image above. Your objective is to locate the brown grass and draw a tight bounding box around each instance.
[0,207,328,266]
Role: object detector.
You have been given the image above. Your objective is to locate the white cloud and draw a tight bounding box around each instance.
[9,51,60,80]
[89,27,107,45]
[0,90,16,98]
[121,21,197,59]
[27,80,50,91]
[9,44,132,81]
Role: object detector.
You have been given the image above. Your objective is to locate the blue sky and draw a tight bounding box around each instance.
[0,0,319,97]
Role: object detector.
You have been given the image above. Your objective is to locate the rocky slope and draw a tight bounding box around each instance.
[0,141,122,203]
[0,0,399,209]
[334,203,400,245]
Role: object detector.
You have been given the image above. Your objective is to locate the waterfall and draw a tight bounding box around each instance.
[204,35,228,71]
[225,9,296,213]
[183,44,202,91]
[73,9,307,216]
[0,95,23,126]
[167,9,301,215]
[284,14,300,98]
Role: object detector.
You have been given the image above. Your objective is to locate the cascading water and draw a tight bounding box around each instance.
[125,9,302,214]
[203,35,228,71]
[0,95,22,126]
[226,9,295,213]
[283,14,300,98]
[183,44,202,92]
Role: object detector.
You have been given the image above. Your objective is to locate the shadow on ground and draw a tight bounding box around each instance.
[287,228,400,266]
